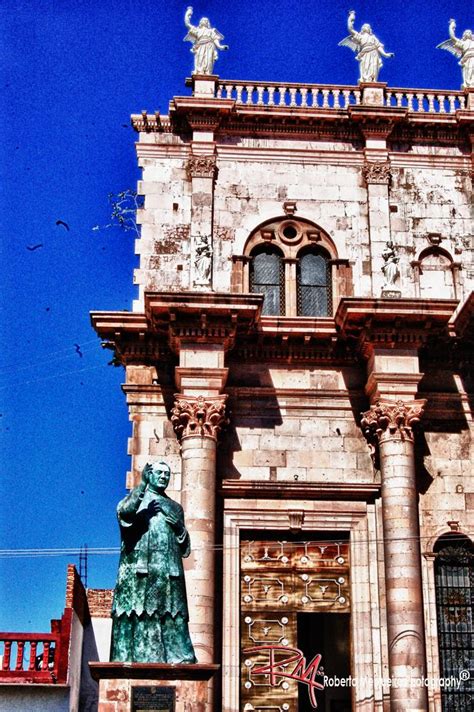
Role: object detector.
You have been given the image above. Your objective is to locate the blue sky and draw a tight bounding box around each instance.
[1,0,472,633]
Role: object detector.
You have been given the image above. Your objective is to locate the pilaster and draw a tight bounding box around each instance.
[349,103,404,297]
[186,149,217,292]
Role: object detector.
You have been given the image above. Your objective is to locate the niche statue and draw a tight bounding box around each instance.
[110,461,196,663]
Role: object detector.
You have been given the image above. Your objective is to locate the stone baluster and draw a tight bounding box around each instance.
[361,399,428,712]
[171,394,227,663]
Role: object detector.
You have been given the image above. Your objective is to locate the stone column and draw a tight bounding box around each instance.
[361,399,428,711]
[171,394,227,664]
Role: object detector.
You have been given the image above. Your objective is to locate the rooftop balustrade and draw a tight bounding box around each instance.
[215,79,468,114]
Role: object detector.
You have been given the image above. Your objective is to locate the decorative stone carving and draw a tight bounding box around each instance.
[184,6,229,76]
[381,240,400,297]
[437,19,474,89]
[193,235,213,286]
[288,510,305,532]
[283,200,297,215]
[362,160,392,185]
[361,399,426,444]
[171,395,228,440]
[339,10,394,83]
[185,155,217,180]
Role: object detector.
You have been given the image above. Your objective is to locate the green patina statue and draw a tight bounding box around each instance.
[110,460,196,663]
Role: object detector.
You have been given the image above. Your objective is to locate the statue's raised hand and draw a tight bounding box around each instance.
[141,463,153,485]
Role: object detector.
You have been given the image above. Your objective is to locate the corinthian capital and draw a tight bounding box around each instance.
[185,155,217,180]
[171,394,228,441]
[361,399,426,443]
[362,160,392,185]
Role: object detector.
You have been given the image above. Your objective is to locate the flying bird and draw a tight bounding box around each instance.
[26,243,43,251]
[56,219,70,231]
[74,343,83,358]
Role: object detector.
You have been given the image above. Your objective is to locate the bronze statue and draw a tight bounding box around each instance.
[110,461,196,663]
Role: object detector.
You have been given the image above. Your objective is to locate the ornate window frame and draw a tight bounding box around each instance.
[231,217,353,316]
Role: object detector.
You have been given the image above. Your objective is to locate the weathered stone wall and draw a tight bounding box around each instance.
[132,130,473,309]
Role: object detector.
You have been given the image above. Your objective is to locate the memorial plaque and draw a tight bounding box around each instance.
[132,686,175,712]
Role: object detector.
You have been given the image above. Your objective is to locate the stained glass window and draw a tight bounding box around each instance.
[297,250,332,316]
[434,535,473,711]
[250,247,284,316]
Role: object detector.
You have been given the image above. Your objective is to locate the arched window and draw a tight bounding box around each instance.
[434,534,473,710]
[297,248,332,317]
[249,245,284,316]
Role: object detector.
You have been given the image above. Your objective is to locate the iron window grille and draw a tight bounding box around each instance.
[250,246,285,316]
[434,537,473,711]
[297,249,332,317]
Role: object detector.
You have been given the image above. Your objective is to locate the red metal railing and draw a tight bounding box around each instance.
[0,612,71,684]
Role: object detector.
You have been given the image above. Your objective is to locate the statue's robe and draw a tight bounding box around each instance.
[110,486,196,663]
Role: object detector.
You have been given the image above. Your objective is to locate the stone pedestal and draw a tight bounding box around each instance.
[90,663,219,712]
[362,400,428,712]
[360,81,387,106]
[189,74,219,98]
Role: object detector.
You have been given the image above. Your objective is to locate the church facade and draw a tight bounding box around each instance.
[90,77,474,711]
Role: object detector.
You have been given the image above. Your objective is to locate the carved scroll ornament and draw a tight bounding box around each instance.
[171,394,227,440]
[362,160,392,185]
[185,155,217,180]
[361,399,426,444]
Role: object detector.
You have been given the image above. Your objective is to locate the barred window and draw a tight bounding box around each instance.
[434,535,474,711]
[297,249,332,316]
[250,246,284,316]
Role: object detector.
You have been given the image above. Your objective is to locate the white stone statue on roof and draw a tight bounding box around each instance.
[339,10,394,83]
[437,19,474,89]
[184,6,229,75]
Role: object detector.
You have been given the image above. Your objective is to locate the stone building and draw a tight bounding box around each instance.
[87,75,474,712]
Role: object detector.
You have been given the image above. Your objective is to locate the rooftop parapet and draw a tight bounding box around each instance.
[132,76,473,133]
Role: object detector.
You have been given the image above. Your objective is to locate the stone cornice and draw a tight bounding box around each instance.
[171,394,228,441]
[138,84,473,142]
[450,292,474,340]
[91,296,467,367]
[220,480,380,502]
[145,291,263,354]
[335,297,458,354]
[361,399,426,445]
